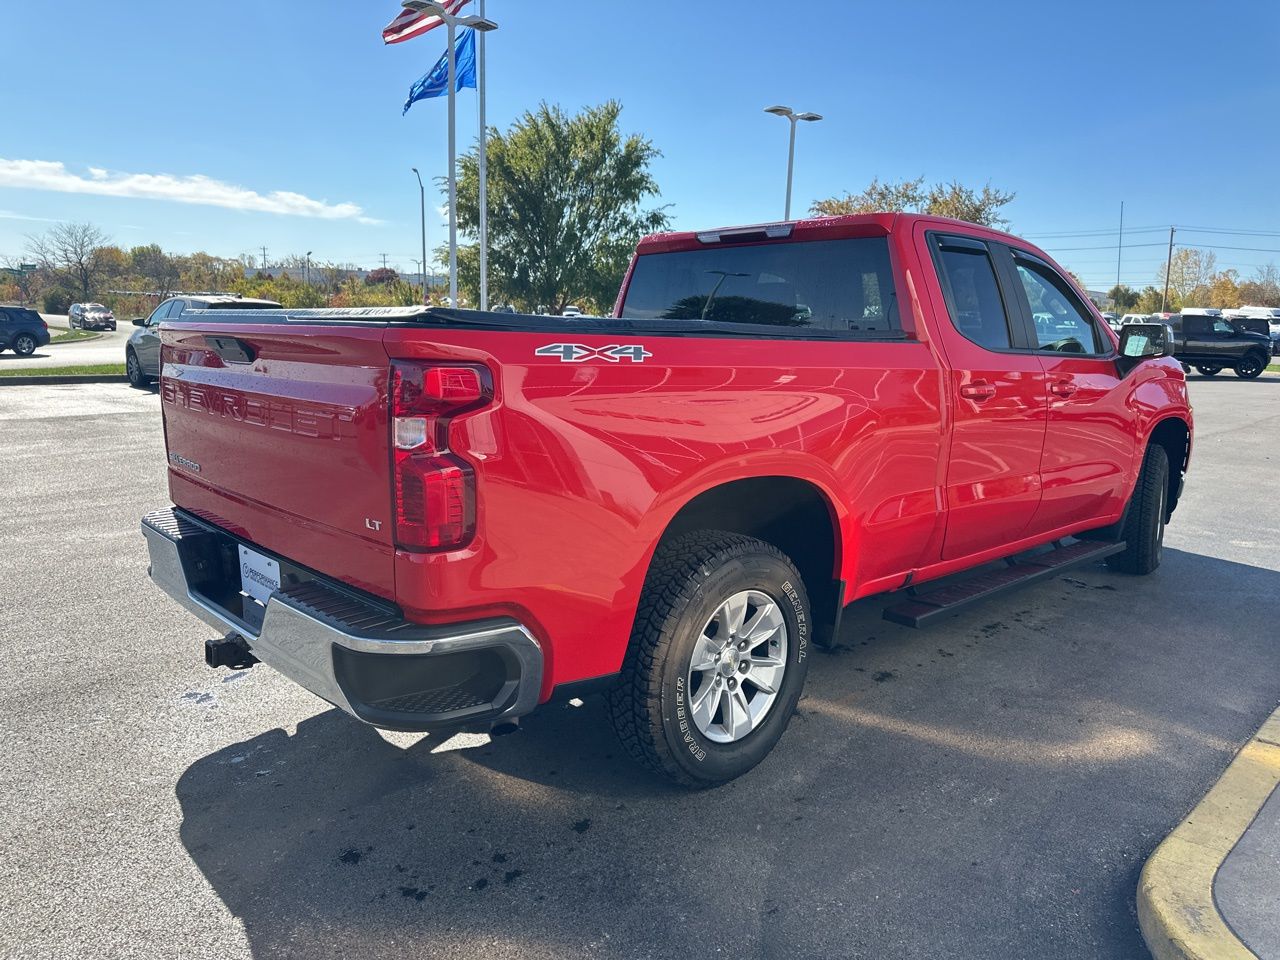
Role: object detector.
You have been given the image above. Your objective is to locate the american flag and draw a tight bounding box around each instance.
[382,0,471,44]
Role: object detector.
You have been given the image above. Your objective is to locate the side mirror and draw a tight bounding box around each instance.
[132,318,147,327]
[1117,323,1175,374]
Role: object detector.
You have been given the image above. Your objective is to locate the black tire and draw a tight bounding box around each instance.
[12,333,37,357]
[1235,352,1266,379]
[126,349,150,388]
[1194,365,1221,376]
[606,530,811,788]
[1107,444,1169,575]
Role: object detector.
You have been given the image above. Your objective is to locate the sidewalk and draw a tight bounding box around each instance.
[1139,706,1280,960]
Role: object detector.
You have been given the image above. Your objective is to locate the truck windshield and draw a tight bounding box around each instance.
[620,237,898,333]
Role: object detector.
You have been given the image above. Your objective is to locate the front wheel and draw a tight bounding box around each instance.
[1107,443,1169,575]
[606,530,811,788]
[1195,364,1221,376]
[1235,353,1266,379]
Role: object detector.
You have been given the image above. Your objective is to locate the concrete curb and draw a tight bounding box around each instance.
[0,374,128,386]
[1137,707,1280,960]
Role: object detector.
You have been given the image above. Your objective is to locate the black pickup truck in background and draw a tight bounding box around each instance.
[1170,314,1273,378]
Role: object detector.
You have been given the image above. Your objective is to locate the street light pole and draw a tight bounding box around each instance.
[764,105,822,221]
[445,14,457,308]
[404,2,498,309]
[477,0,489,312]
[1115,200,1124,299]
[305,251,312,287]
[411,167,428,306]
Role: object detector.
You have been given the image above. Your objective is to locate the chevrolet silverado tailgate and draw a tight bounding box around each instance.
[159,315,396,599]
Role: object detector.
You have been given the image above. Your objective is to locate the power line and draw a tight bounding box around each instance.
[1193,243,1280,254]
[1025,225,1168,239]
[1043,241,1167,251]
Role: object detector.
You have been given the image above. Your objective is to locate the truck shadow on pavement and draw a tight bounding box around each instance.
[175,547,1280,960]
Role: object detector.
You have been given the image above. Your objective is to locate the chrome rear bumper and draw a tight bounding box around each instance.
[142,508,543,731]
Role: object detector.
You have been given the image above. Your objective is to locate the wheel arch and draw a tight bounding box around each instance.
[653,475,845,645]
[1147,415,1190,518]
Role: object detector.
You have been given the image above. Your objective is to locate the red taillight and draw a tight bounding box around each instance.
[390,361,491,551]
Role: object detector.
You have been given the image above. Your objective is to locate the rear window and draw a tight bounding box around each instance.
[212,300,283,310]
[620,237,898,333]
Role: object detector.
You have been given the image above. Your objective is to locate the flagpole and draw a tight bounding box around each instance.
[446,16,458,309]
[477,0,488,312]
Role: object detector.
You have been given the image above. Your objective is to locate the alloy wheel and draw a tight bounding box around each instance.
[686,589,788,744]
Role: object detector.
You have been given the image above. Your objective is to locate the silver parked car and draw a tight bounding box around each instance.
[125,295,282,388]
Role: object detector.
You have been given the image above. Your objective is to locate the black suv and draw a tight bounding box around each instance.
[126,295,282,387]
[0,306,51,356]
[1170,313,1273,378]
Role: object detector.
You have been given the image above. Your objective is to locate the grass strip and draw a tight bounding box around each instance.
[0,363,126,378]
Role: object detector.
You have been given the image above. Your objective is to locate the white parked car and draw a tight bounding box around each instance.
[561,305,585,318]
[1120,313,1149,325]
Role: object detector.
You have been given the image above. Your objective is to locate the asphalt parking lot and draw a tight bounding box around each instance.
[2,375,1278,960]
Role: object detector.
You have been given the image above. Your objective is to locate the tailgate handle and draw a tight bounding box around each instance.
[207,336,257,364]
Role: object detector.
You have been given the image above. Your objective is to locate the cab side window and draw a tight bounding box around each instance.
[1014,257,1106,354]
[934,239,1013,350]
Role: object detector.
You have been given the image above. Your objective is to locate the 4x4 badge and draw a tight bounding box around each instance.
[535,343,652,363]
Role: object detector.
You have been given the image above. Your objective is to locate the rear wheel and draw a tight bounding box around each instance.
[12,333,37,357]
[1107,443,1169,575]
[1194,364,1221,376]
[126,349,150,388]
[606,530,811,788]
[1235,352,1266,379]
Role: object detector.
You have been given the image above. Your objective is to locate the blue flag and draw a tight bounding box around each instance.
[403,28,476,115]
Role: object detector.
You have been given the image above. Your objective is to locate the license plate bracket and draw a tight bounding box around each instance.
[238,545,281,606]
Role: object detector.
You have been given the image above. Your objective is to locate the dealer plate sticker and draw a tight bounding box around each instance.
[239,545,281,606]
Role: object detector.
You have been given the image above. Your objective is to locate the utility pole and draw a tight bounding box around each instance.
[1161,226,1176,313]
[380,253,389,270]
[260,246,268,271]
[1115,201,1124,299]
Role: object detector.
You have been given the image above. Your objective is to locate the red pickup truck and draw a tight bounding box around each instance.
[142,213,1191,786]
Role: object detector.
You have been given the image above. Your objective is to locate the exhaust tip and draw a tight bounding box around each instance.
[490,718,520,737]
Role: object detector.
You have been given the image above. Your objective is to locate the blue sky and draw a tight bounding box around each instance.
[3,0,1278,291]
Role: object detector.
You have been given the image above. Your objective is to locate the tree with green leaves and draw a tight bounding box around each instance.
[1108,285,1139,310]
[448,101,670,314]
[811,177,1015,228]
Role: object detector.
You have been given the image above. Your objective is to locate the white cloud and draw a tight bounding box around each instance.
[0,158,382,225]
[0,209,63,223]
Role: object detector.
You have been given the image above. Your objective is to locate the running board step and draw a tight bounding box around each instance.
[882,540,1126,628]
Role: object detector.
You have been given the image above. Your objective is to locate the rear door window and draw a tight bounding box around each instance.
[620,237,899,333]
[932,238,1014,350]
